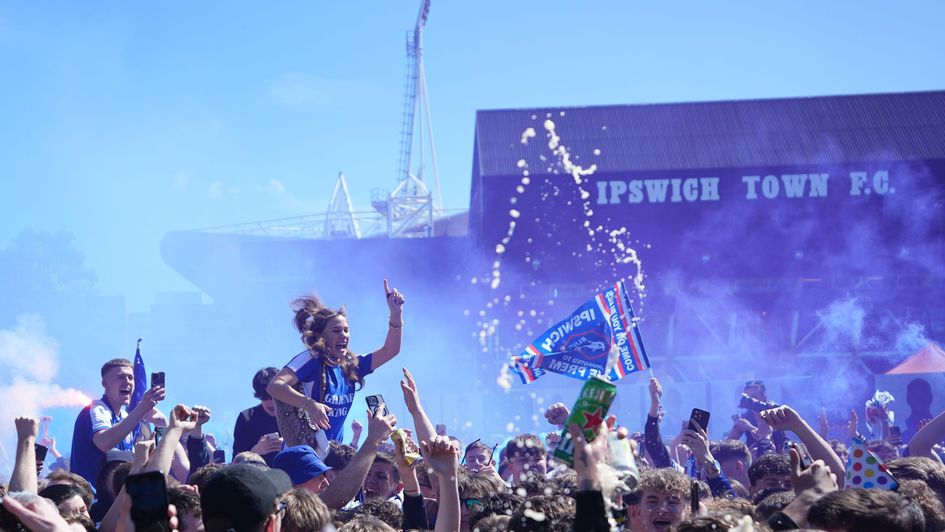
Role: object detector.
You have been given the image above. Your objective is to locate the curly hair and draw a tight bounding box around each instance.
[354,497,402,530]
[292,296,363,389]
[338,514,396,532]
[747,453,790,487]
[507,494,575,532]
[167,487,201,519]
[638,468,690,498]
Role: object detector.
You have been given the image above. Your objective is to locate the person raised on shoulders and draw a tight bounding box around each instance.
[267,279,405,446]
[70,358,165,489]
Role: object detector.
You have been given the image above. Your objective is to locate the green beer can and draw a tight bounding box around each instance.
[552,375,617,465]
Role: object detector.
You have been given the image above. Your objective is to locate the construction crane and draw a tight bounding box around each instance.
[204,1,447,241]
[371,0,443,237]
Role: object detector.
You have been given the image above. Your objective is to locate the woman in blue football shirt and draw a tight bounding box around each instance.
[267,279,405,449]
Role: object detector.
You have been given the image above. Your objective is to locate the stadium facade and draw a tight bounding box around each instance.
[162,90,945,435]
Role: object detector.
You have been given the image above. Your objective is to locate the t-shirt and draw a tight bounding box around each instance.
[232,404,281,465]
[70,396,137,489]
[284,350,374,442]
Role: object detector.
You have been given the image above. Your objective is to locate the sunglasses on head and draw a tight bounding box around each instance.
[744,380,766,388]
[460,439,499,465]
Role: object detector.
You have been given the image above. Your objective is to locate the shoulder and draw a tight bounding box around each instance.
[286,350,316,371]
[89,399,112,418]
[238,406,257,422]
[72,404,95,432]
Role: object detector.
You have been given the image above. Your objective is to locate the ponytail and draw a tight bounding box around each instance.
[291,296,364,389]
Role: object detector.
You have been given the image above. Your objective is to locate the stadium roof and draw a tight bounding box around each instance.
[473,90,945,178]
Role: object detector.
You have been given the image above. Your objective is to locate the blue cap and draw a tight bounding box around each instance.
[272,445,332,486]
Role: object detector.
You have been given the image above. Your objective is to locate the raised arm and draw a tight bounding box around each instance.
[9,417,39,493]
[146,405,198,477]
[395,432,429,531]
[267,366,331,430]
[680,420,735,498]
[422,436,460,532]
[760,405,846,489]
[319,408,396,509]
[185,405,213,475]
[644,377,673,468]
[349,419,364,448]
[98,440,155,532]
[92,386,164,452]
[771,448,838,529]
[568,415,614,532]
[400,367,437,447]
[371,279,405,370]
[908,409,945,459]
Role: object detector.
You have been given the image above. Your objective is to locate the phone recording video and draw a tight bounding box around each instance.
[125,471,170,532]
[213,450,226,464]
[788,441,814,469]
[154,426,166,446]
[150,371,165,389]
[366,394,388,417]
[689,408,711,432]
[34,443,49,463]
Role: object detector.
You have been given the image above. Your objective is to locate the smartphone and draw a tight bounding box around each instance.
[35,443,49,463]
[689,408,711,432]
[264,431,281,441]
[890,426,902,441]
[213,450,226,464]
[154,426,166,446]
[124,471,170,532]
[366,394,388,416]
[788,441,814,470]
[150,371,165,389]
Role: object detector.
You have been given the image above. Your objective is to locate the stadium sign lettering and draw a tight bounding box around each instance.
[595,170,892,205]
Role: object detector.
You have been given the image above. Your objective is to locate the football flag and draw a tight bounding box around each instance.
[129,338,147,411]
[510,280,650,383]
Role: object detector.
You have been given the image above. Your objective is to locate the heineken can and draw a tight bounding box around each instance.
[553,375,617,465]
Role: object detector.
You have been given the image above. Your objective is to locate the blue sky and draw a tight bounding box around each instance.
[1,1,943,311]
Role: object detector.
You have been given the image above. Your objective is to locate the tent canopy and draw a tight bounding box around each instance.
[885,343,945,375]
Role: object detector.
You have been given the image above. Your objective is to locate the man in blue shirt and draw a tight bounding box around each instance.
[70,358,165,489]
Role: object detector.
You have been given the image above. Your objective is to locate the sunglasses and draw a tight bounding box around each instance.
[744,380,766,388]
[461,498,484,511]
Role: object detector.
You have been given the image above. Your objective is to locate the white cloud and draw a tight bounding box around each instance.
[208,181,242,200]
[255,178,286,195]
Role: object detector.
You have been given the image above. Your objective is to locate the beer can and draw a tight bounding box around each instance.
[552,375,617,465]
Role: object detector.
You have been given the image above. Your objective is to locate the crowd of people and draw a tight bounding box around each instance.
[3,281,945,532]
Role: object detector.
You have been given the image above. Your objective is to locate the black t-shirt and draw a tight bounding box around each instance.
[232,404,280,465]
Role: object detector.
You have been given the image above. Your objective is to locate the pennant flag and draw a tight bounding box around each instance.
[845,435,898,490]
[129,339,147,411]
[509,280,650,383]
